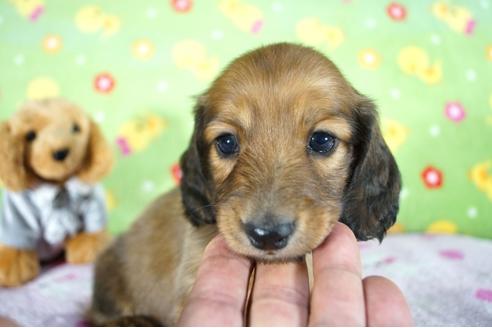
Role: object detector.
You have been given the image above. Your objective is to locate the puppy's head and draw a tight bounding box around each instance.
[0,98,113,191]
[180,43,401,261]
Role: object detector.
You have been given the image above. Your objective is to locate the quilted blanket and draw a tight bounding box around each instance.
[0,0,491,238]
[0,233,491,326]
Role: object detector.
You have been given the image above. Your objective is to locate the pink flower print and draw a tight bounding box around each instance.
[30,4,44,22]
[387,2,407,21]
[422,166,443,189]
[171,163,183,185]
[94,72,116,94]
[444,101,466,122]
[251,20,263,34]
[475,289,492,302]
[116,137,131,155]
[439,249,464,260]
[171,0,192,13]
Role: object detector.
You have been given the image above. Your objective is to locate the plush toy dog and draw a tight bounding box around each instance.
[0,98,113,287]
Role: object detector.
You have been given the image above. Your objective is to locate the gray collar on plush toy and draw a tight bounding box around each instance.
[28,178,96,245]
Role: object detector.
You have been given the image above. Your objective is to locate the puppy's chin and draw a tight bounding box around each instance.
[249,253,306,264]
[234,247,307,263]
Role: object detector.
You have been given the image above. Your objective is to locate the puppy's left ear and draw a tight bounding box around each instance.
[179,98,216,226]
[341,97,401,241]
[77,119,114,184]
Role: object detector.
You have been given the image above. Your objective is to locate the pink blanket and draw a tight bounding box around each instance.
[1,233,491,326]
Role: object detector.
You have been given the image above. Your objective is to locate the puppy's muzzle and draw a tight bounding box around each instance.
[244,221,295,251]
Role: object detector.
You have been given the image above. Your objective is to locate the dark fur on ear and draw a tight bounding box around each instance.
[179,99,216,226]
[341,97,402,241]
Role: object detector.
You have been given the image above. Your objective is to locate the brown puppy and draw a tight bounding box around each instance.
[89,43,401,325]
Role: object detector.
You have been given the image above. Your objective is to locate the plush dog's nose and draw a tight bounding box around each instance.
[244,222,295,251]
[53,148,70,161]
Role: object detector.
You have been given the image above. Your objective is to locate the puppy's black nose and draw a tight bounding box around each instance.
[244,222,295,251]
[53,148,70,161]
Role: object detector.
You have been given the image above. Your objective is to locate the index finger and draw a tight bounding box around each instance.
[178,235,252,326]
[309,222,365,326]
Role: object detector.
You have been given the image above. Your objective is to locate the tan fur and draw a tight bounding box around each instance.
[90,190,217,325]
[66,230,111,264]
[0,244,39,287]
[0,122,35,191]
[77,120,114,184]
[206,44,357,260]
[90,43,398,325]
[0,98,113,189]
[0,98,113,287]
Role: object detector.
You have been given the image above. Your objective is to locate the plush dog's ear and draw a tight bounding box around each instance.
[179,99,216,226]
[341,97,401,241]
[77,119,113,184]
[0,122,35,191]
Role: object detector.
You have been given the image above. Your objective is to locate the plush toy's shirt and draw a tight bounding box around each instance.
[0,178,107,260]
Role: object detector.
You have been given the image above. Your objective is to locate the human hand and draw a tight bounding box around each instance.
[178,222,412,326]
[0,315,19,327]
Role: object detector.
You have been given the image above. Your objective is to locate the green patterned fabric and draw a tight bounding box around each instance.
[0,0,491,237]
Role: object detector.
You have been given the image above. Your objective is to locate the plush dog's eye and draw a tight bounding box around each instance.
[308,131,337,154]
[25,130,37,142]
[216,134,239,157]
[72,123,81,133]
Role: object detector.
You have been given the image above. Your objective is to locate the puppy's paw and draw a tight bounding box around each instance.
[0,243,40,287]
[66,230,111,264]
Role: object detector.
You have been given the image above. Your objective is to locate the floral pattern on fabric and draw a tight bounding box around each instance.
[0,0,490,237]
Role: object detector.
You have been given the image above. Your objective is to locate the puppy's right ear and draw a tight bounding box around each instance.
[179,98,216,226]
[0,122,34,191]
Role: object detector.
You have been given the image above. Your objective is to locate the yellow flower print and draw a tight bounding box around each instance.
[219,0,263,34]
[469,161,492,201]
[172,40,219,81]
[398,46,429,75]
[26,77,60,100]
[296,17,344,51]
[132,39,155,60]
[117,114,167,154]
[75,5,120,37]
[382,119,409,153]
[417,61,442,84]
[358,49,381,70]
[487,46,492,61]
[432,1,475,35]
[9,0,44,21]
[388,223,405,234]
[398,46,442,84]
[42,34,62,54]
[105,190,116,211]
[427,220,458,234]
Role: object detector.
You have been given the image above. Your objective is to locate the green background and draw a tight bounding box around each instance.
[0,0,491,237]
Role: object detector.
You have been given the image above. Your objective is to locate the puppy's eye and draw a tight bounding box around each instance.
[216,134,239,157]
[25,130,37,142]
[72,123,81,133]
[308,131,337,154]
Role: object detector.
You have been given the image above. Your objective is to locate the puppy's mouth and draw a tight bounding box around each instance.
[231,228,309,263]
